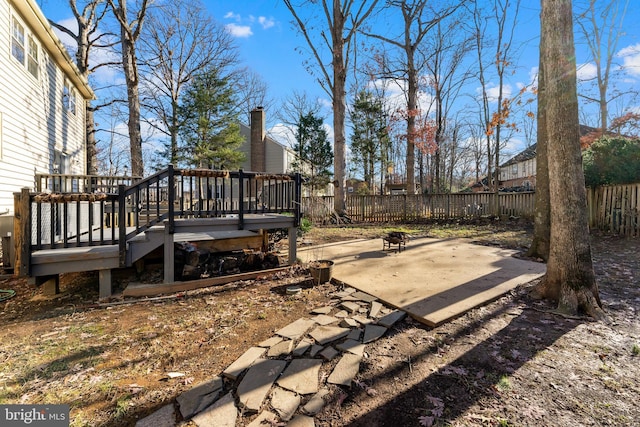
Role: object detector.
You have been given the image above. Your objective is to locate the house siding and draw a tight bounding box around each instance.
[0,0,87,215]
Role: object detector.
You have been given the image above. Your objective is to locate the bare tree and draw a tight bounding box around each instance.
[138,0,238,167]
[283,0,379,216]
[364,0,460,194]
[48,0,112,175]
[534,0,603,319]
[108,0,148,177]
[576,0,629,132]
[234,68,274,125]
[423,13,472,192]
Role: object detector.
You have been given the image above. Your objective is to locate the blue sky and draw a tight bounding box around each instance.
[38,0,640,163]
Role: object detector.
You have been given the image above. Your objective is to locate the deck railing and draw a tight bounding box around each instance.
[14,167,302,273]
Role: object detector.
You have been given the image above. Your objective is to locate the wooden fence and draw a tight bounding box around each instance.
[587,184,640,237]
[302,192,535,222]
[303,184,640,237]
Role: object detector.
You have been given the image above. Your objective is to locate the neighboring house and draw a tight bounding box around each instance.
[239,107,298,175]
[498,144,537,190]
[497,124,603,191]
[239,107,331,196]
[0,0,93,237]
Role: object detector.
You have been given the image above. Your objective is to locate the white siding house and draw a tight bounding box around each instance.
[0,0,93,219]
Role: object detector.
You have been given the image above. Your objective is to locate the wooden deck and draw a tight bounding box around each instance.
[16,168,303,300]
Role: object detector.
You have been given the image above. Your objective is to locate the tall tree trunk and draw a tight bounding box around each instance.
[535,0,603,319]
[406,57,417,195]
[121,27,143,177]
[332,0,347,214]
[527,36,550,261]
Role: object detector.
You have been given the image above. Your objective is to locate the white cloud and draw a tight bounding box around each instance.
[617,43,640,77]
[225,23,253,38]
[479,82,513,103]
[367,77,433,115]
[224,12,241,21]
[528,66,539,88]
[258,16,275,30]
[268,123,296,148]
[577,62,598,81]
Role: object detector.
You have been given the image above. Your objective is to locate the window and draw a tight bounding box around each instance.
[11,16,40,79]
[27,35,39,78]
[11,17,25,64]
[511,163,518,176]
[63,83,76,115]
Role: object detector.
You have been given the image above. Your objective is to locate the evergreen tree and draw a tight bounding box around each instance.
[294,112,333,193]
[179,69,245,169]
[583,137,640,187]
[350,91,391,194]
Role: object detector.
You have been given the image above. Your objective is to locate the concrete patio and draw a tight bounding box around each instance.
[299,237,546,327]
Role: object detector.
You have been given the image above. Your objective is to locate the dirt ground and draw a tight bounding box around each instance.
[1,222,638,427]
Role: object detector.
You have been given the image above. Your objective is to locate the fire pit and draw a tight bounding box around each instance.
[382,231,409,253]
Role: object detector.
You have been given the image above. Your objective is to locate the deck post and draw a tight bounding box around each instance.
[14,188,32,276]
[163,221,175,283]
[288,226,297,265]
[118,184,126,267]
[238,169,245,229]
[99,269,112,300]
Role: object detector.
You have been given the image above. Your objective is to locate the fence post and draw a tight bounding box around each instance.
[294,173,302,227]
[13,188,31,276]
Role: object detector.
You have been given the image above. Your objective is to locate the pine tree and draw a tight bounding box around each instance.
[294,112,333,194]
[178,69,245,169]
[350,91,391,194]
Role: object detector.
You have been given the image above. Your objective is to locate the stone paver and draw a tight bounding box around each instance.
[237,359,287,412]
[302,388,329,415]
[222,346,265,380]
[258,336,283,347]
[277,358,323,394]
[293,338,313,356]
[339,318,358,328]
[192,392,237,427]
[309,344,324,357]
[176,376,223,419]
[352,315,373,325]
[377,310,406,327]
[351,291,377,302]
[336,339,366,356]
[312,314,338,325]
[327,353,362,386]
[288,414,316,427]
[311,306,333,315]
[363,324,388,343]
[334,310,349,318]
[346,328,362,341]
[267,339,294,357]
[309,325,350,345]
[369,301,383,318]
[271,387,301,421]
[246,411,278,427]
[340,301,360,313]
[286,415,316,427]
[276,318,317,340]
[319,346,339,361]
[135,403,175,427]
[340,295,359,301]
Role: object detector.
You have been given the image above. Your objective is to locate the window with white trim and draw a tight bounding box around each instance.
[11,17,25,64]
[63,83,77,115]
[27,35,39,78]
[11,16,40,79]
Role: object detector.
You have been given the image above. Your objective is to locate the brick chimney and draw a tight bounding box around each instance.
[250,107,266,172]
